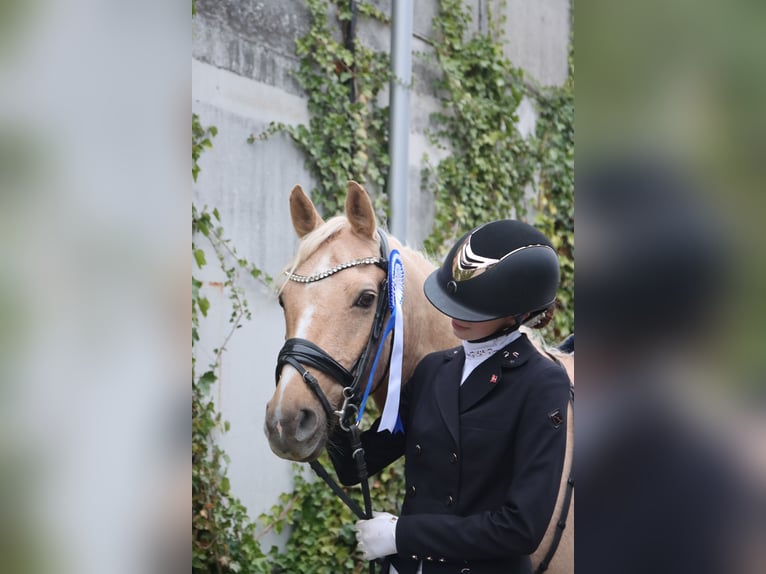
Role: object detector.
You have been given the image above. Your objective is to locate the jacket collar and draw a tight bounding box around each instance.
[497,332,535,369]
[444,332,535,368]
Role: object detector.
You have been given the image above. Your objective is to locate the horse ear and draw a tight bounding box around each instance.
[289,184,324,238]
[345,181,376,238]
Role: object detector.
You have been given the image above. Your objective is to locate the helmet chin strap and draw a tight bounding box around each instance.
[466,309,549,343]
[467,317,522,343]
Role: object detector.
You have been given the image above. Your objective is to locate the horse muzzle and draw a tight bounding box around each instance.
[264,390,327,462]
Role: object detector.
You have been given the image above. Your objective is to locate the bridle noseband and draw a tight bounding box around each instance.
[275,231,391,428]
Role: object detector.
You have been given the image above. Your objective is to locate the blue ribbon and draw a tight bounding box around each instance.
[357,249,405,433]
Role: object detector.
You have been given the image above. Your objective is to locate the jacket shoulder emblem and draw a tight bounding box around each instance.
[548,408,563,429]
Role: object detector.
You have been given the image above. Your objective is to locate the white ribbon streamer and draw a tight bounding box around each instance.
[378,250,404,433]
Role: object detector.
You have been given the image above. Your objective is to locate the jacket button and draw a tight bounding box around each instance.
[439,558,446,563]
[426,556,434,561]
[449,452,458,463]
[414,444,422,455]
[446,494,454,506]
[411,555,419,561]
[410,485,417,496]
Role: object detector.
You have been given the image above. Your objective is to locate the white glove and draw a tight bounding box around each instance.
[355,511,398,560]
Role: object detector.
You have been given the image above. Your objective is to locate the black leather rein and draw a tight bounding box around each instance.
[274,231,393,574]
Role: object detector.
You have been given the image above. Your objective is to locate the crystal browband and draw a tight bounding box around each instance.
[284,256,386,284]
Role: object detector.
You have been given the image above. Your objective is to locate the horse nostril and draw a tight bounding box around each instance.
[294,408,319,442]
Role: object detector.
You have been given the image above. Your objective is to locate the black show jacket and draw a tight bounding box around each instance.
[329,334,570,574]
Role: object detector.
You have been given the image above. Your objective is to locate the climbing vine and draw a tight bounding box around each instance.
[423,0,574,340]
[533,43,575,340]
[251,0,392,217]
[423,0,535,255]
[192,113,272,574]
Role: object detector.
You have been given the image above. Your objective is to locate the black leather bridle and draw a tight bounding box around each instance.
[274,231,393,574]
[275,230,391,429]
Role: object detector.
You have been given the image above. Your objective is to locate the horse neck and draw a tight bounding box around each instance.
[395,241,458,383]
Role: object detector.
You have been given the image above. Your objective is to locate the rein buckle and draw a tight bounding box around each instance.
[336,386,359,432]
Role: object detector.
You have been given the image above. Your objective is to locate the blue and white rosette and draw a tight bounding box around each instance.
[357,249,405,433]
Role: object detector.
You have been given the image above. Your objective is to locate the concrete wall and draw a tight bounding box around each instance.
[496,0,571,87]
[192,0,570,546]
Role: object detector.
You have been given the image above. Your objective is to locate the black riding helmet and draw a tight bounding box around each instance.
[424,220,560,322]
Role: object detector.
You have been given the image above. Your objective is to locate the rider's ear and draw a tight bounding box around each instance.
[289,184,324,238]
[345,181,376,239]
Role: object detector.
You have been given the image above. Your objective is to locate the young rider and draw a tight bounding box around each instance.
[329,219,571,574]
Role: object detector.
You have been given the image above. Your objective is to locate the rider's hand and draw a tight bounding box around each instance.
[355,511,398,560]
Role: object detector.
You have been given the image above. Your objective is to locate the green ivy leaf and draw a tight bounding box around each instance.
[197,370,216,394]
[193,248,206,268]
[198,297,210,317]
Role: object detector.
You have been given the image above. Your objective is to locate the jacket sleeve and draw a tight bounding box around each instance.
[327,353,431,486]
[395,366,570,561]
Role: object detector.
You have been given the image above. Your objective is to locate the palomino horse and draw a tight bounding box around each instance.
[265,181,573,574]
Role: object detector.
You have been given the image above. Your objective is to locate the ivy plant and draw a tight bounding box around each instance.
[422,0,535,256]
[192,113,272,574]
[423,0,574,340]
[250,0,392,217]
[533,44,575,340]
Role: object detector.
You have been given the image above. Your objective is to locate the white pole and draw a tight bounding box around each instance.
[387,0,413,242]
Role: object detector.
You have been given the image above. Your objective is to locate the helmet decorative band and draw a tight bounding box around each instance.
[452,235,553,283]
[452,233,501,281]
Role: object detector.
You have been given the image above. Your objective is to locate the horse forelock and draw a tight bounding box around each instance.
[279,216,382,294]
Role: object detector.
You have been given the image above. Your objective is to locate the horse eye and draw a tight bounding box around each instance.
[354,292,376,309]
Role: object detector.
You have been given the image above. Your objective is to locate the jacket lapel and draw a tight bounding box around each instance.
[435,349,462,449]
[459,334,536,412]
[459,352,504,412]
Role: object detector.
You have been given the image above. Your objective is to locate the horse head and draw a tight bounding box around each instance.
[265,181,452,461]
